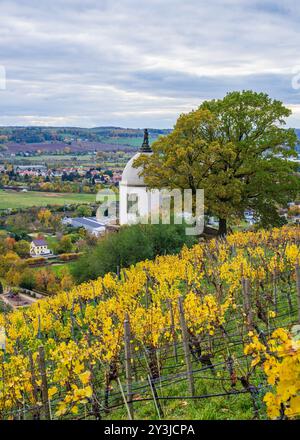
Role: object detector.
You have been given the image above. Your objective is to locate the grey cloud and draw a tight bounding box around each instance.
[0,0,300,128]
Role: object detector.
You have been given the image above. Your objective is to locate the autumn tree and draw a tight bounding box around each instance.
[134,91,300,234]
[59,267,74,291]
[6,268,21,287]
[35,268,57,293]
[0,173,9,186]
[76,205,92,217]
[57,235,73,254]
[0,251,25,287]
[19,268,36,290]
[38,208,52,227]
[49,214,63,232]
[14,240,30,258]
[0,251,21,278]
[4,237,16,250]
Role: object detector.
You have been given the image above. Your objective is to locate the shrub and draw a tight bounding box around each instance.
[19,269,36,290]
[59,253,81,261]
[25,257,46,266]
[72,223,197,283]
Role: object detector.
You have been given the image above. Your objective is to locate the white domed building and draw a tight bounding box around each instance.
[119,129,160,225]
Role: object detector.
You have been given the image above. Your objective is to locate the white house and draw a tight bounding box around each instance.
[119,129,160,225]
[30,239,52,257]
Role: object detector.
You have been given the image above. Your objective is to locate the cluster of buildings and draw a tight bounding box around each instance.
[5,165,123,184]
[29,216,118,259]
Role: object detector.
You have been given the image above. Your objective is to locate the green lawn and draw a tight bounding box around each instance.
[50,261,76,275]
[30,261,76,276]
[0,189,96,209]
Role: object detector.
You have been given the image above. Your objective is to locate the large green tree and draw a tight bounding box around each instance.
[134,91,300,234]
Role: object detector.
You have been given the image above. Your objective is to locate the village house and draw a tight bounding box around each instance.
[30,239,52,257]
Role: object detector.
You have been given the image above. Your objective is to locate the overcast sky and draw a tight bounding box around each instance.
[0,0,300,128]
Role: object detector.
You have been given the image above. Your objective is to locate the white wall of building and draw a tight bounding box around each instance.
[119,182,160,225]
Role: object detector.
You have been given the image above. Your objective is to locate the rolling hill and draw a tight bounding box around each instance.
[0,127,171,154]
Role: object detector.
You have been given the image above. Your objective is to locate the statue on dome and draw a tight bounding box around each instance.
[140,128,152,152]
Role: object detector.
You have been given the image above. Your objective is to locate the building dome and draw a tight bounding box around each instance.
[120,129,159,225]
[121,151,151,187]
[121,129,152,187]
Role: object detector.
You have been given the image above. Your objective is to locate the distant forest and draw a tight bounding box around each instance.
[0,126,171,144]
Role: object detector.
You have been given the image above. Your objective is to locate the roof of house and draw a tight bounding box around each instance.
[71,217,105,229]
[32,239,47,246]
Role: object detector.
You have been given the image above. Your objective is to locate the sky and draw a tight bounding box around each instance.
[0,0,300,128]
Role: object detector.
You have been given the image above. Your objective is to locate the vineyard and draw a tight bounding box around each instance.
[0,226,300,420]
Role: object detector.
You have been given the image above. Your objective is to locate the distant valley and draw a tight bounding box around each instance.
[0,126,299,155]
[0,126,171,154]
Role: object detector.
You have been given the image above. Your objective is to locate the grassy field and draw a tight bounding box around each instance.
[30,261,76,275]
[7,154,94,162]
[50,261,77,275]
[0,189,96,209]
[4,155,129,170]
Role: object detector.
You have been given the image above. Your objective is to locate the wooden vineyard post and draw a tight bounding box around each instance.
[295,263,300,324]
[37,346,51,420]
[29,352,40,420]
[117,377,133,420]
[147,374,164,419]
[178,296,195,396]
[167,299,178,363]
[117,265,120,280]
[242,278,254,331]
[145,271,149,309]
[272,271,278,314]
[124,314,134,419]
[70,301,75,340]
